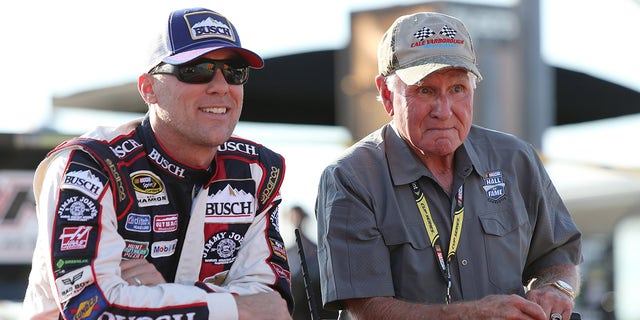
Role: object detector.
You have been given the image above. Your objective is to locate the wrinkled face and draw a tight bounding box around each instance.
[142,50,245,152]
[381,68,475,158]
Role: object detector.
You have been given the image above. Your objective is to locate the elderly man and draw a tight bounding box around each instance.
[316,12,581,320]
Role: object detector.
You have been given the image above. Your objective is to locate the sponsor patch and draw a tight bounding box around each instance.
[105,158,127,202]
[217,140,258,155]
[124,213,152,232]
[203,231,244,265]
[260,166,281,205]
[109,138,143,158]
[483,170,506,202]
[57,195,99,222]
[130,170,169,207]
[269,238,287,260]
[205,180,255,223]
[151,239,178,258]
[154,214,178,233]
[62,285,107,320]
[61,162,107,200]
[270,207,280,233]
[271,262,290,280]
[122,240,149,259]
[184,10,237,43]
[56,265,94,302]
[55,258,90,274]
[100,309,200,320]
[148,149,185,178]
[59,226,92,251]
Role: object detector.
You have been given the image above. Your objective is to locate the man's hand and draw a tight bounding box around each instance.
[526,287,574,320]
[526,264,579,320]
[235,291,291,320]
[468,295,548,320]
[120,259,166,286]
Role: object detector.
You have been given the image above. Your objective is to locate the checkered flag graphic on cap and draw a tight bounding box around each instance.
[414,27,436,41]
[439,25,457,39]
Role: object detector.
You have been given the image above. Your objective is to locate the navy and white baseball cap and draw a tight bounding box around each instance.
[378,12,482,85]
[145,7,264,72]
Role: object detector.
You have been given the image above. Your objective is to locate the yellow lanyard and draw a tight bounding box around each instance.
[410,181,464,304]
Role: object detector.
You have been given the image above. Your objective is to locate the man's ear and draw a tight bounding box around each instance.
[138,74,157,104]
[375,75,394,116]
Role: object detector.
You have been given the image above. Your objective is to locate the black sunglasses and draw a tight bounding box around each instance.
[150,59,250,85]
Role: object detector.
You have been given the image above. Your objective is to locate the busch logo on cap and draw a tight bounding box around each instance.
[185,11,237,43]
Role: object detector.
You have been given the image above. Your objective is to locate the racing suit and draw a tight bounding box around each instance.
[23,116,292,320]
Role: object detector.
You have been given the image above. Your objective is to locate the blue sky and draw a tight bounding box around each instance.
[1,0,638,132]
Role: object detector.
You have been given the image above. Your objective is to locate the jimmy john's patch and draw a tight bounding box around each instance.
[57,195,99,222]
[203,231,244,265]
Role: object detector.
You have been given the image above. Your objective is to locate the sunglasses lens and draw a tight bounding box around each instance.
[178,64,215,84]
[151,60,250,85]
[220,64,249,85]
[181,61,248,85]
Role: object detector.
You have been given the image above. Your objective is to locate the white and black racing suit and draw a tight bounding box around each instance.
[23,116,292,320]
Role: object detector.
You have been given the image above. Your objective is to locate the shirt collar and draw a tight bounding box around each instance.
[385,123,483,186]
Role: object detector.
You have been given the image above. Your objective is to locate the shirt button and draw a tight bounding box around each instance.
[461,259,468,266]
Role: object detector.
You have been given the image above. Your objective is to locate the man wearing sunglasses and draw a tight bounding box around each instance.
[23,7,292,320]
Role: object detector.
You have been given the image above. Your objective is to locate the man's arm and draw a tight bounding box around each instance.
[345,295,548,320]
[122,259,291,320]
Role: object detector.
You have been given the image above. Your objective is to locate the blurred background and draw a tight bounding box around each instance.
[1,0,639,319]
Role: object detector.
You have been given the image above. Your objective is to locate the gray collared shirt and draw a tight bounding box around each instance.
[316,123,582,311]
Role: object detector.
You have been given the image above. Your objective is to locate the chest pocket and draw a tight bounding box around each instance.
[478,209,531,293]
[380,222,429,249]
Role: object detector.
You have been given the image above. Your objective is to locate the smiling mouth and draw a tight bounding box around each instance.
[201,107,226,114]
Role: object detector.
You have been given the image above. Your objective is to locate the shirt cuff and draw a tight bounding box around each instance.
[206,292,238,320]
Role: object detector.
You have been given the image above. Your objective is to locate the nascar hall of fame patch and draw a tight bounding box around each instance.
[61,162,107,200]
[203,231,244,265]
[57,195,99,222]
[205,180,256,223]
[483,170,506,202]
[130,170,169,207]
